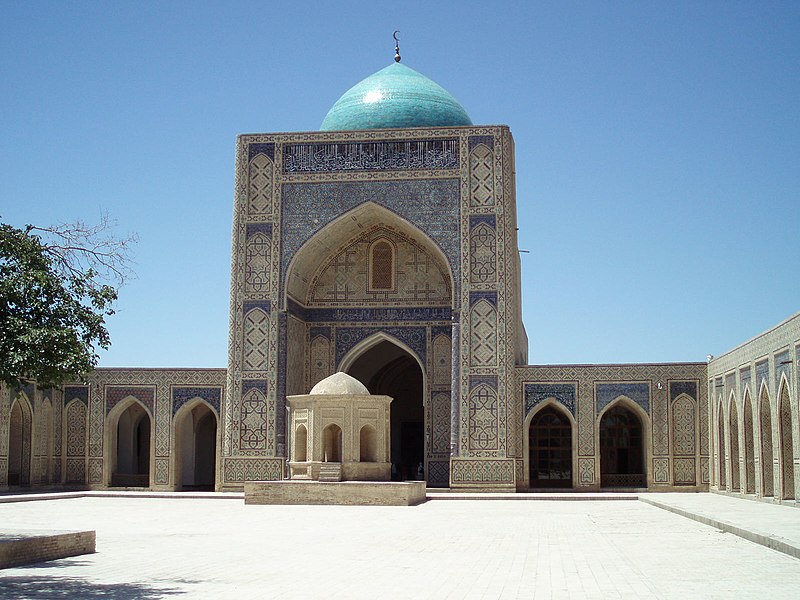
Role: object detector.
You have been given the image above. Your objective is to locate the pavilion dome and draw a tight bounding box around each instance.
[309,372,369,395]
[320,62,472,131]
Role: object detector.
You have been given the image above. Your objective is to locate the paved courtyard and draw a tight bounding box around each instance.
[2,495,800,599]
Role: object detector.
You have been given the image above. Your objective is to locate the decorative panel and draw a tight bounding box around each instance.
[671,395,696,456]
[243,308,269,371]
[310,335,332,388]
[430,392,451,455]
[469,143,494,207]
[245,231,272,293]
[673,458,696,485]
[432,334,452,387]
[248,153,273,215]
[469,299,497,368]
[469,219,497,284]
[467,385,498,452]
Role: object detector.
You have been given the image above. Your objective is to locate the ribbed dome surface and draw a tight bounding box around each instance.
[320,63,472,131]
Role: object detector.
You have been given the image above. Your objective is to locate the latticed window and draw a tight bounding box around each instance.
[370,240,394,290]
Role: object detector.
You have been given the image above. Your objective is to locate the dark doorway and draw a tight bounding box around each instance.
[529,406,572,488]
[348,340,424,481]
[112,402,151,487]
[600,404,645,488]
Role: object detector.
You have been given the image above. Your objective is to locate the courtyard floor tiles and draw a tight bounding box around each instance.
[1,495,800,598]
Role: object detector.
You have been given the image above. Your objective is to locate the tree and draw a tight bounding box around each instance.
[0,214,137,388]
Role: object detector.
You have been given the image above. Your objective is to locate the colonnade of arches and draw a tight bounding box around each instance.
[105,397,219,490]
[526,397,647,489]
[715,378,796,501]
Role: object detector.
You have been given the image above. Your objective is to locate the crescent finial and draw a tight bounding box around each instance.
[393,30,401,62]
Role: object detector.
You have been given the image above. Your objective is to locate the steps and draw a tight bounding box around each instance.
[318,463,342,482]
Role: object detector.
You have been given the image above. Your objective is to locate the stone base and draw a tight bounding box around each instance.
[244,480,426,506]
[289,461,391,482]
[0,530,96,569]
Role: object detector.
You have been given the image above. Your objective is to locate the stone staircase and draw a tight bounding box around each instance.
[318,463,342,482]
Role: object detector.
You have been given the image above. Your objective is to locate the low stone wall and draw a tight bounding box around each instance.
[244,480,426,506]
[0,530,95,569]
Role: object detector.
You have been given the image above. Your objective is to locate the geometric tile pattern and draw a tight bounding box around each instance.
[467,384,498,452]
[469,221,496,283]
[671,394,696,456]
[469,299,497,367]
[248,153,273,215]
[469,143,494,207]
[523,383,576,417]
[171,387,222,416]
[243,309,269,371]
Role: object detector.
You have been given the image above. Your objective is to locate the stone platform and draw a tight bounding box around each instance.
[0,529,95,569]
[244,480,426,506]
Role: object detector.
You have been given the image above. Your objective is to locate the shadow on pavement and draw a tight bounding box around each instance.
[0,576,189,598]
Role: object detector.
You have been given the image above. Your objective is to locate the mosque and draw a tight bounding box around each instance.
[1,45,798,501]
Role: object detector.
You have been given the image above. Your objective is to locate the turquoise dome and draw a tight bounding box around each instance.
[320,62,472,131]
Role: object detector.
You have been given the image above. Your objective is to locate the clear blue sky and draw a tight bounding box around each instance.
[2,2,798,367]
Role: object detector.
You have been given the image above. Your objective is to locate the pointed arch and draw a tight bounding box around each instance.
[368,237,396,291]
[759,382,774,497]
[294,424,308,462]
[172,397,218,490]
[359,424,377,462]
[597,396,650,488]
[8,394,33,486]
[105,396,153,488]
[778,377,795,500]
[524,398,575,488]
[338,331,425,376]
[717,398,727,489]
[743,389,755,494]
[728,392,741,491]
[285,201,455,308]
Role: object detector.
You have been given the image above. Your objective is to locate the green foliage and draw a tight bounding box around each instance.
[0,222,119,388]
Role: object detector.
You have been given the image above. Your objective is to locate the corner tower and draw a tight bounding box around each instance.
[221,54,525,490]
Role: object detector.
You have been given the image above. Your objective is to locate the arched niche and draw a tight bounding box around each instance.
[343,336,424,482]
[173,398,218,491]
[597,397,649,488]
[106,398,152,488]
[525,399,574,489]
[8,394,33,486]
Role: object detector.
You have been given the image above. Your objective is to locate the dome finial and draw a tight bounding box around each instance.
[393,30,401,62]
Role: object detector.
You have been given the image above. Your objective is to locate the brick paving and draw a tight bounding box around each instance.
[1,494,800,599]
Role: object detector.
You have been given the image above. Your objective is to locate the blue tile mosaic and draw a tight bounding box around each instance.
[469,375,498,390]
[276,312,287,451]
[171,387,221,416]
[283,139,459,172]
[776,350,792,392]
[242,379,269,394]
[469,291,497,308]
[756,360,769,390]
[469,214,496,229]
[309,326,331,341]
[725,372,736,397]
[669,381,697,402]
[335,326,427,366]
[524,383,576,417]
[243,301,271,318]
[288,298,452,324]
[430,325,451,339]
[468,135,494,150]
[63,386,89,406]
[596,383,650,414]
[281,179,461,301]
[245,223,273,238]
[248,143,274,161]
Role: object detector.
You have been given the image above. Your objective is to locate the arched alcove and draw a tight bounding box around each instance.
[345,338,424,481]
[778,381,794,500]
[528,404,573,488]
[294,424,308,462]
[322,424,342,462]
[173,400,217,490]
[8,396,32,486]
[599,402,645,488]
[109,400,151,487]
[717,400,726,489]
[760,386,774,497]
[743,391,755,494]
[729,396,741,492]
[360,425,377,462]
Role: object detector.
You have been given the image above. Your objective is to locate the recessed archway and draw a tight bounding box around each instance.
[778,380,795,500]
[173,400,218,490]
[345,338,424,481]
[717,400,726,489]
[599,401,646,488]
[743,391,755,494]
[8,396,32,486]
[760,385,774,497]
[528,403,573,488]
[729,395,741,492]
[108,399,152,487]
